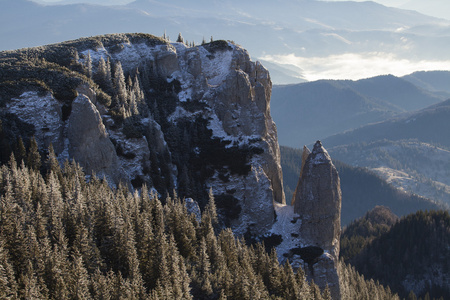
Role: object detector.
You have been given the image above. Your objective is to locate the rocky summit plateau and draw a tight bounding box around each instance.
[0,33,343,298]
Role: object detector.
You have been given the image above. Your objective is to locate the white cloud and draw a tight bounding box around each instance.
[260,52,450,81]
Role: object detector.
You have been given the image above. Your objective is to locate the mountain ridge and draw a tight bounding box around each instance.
[271,73,447,147]
[2,0,449,83]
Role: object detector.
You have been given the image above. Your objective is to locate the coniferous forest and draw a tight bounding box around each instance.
[0,145,400,299]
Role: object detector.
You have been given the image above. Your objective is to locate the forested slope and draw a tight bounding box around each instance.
[348,210,450,299]
[0,149,399,299]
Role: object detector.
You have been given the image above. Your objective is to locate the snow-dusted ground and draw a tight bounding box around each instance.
[330,140,450,206]
[271,202,303,262]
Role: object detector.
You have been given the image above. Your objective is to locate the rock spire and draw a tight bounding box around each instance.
[293,141,342,300]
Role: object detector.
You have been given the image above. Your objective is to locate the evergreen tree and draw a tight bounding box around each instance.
[27,137,41,171]
[14,136,26,165]
[113,61,128,109]
[0,241,17,299]
[85,51,92,79]
[177,33,184,43]
[94,56,113,94]
[68,251,91,300]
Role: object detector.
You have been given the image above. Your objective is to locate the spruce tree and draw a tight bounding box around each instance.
[85,50,92,79]
[14,137,26,165]
[177,33,184,43]
[27,137,41,171]
[113,61,127,108]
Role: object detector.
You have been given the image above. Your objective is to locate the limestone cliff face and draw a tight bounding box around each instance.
[291,145,310,207]
[67,93,125,185]
[2,34,284,238]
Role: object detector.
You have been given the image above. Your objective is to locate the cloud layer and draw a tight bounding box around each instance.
[261,52,450,81]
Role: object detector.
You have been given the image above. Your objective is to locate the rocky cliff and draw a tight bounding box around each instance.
[0,33,284,238]
[272,141,342,300]
[0,35,342,296]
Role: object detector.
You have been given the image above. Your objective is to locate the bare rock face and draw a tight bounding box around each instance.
[291,145,311,206]
[68,94,125,185]
[293,141,342,300]
[199,45,285,236]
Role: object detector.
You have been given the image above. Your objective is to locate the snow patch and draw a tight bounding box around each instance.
[7,91,63,150]
[207,113,262,148]
[272,202,303,262]
[199,44,234,86]
[185,198,201,222]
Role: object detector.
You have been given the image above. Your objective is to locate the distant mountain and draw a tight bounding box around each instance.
[321,99,450,206]
[280,146,440,225]
[271,74,446,147]
[257,60,307,85]
[1,0,450,82]
[348,74,444,111]
[400,0,450,20]
[324,99,450,148]
[403,70,450,96]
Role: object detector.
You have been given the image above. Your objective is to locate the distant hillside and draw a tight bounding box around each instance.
[348,74,444,112]
[322,99,450,207]
[403,70,450,96]
[280,146,441,225]
[324,98,450,148]
[272,81,394,147]
[258,60,306,85]
[340,206,399,262]
[271,74,446,147]
[349,210,450,299]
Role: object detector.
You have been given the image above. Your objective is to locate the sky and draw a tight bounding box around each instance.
[27,0,450,81]
[35,0,449,21]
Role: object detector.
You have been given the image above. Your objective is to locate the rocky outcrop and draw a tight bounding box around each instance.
[294,141,341,255]
[6,91,65,154]
[68,93,125,185]
[292,141,342,299]
[2,34,285,238]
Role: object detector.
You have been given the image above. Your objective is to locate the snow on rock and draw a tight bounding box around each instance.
[7,91,64,153]
[167,106,200,124]
[272,202,303,261]
[185,198,201,222]
[198,43,234,86]
[108,129,151,187]
[206,158,275,237]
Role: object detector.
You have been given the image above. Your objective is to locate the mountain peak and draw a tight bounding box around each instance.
[310,140,332,165]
